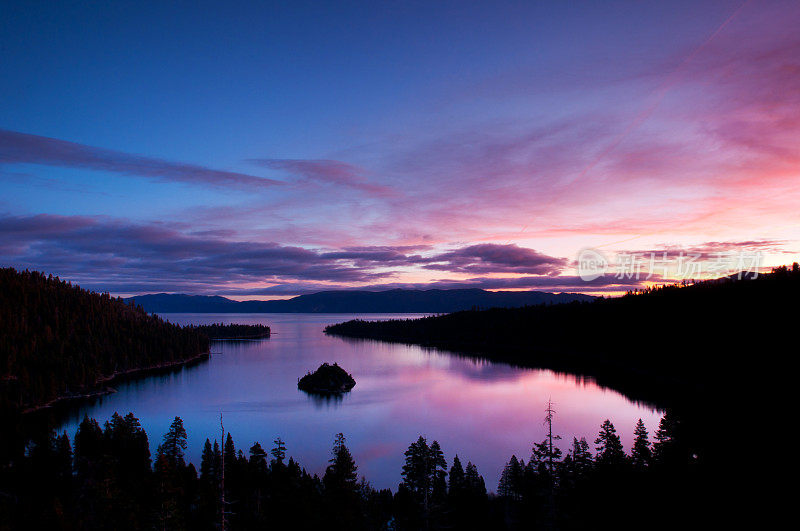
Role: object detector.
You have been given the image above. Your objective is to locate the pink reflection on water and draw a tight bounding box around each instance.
[56,314,663,491]
[348,349,662,490]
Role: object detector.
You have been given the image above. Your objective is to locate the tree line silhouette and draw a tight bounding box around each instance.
[0,405,692,530]
[0,269,276,415]
[325,263,800,405]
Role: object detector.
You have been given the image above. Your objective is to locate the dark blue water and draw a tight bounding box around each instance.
[55,313,661,490]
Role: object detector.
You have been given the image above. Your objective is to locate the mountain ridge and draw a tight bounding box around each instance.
[125,288,595,314]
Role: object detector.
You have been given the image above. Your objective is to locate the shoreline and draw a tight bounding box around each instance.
[209,332,271,340]
[20,350,211,415]
[324,329,696,411]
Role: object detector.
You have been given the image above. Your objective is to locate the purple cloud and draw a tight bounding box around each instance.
[0,129,284,190]
[252,158,394,196]
[614,240,791,262]
[0,214,581,296]
[0,214,388,291]
[421,244,567,275]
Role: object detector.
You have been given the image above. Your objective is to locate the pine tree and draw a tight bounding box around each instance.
[498,455,524,499]
[324,433,358,490]
[401,436,431,501]
[270,437,286,466]
[198,438,220,526]
[631,418,652,468]
[448,455,465,495]
[464,462,486,497]
[400,435,448,524]
[224,432,236,480]
[213,440,222,477]
[531,438,563,473]
[74,415,103,479]
[541,399,563,475]
[595,419,626,466]
[159,416,187,467]
[154,418,189,531]
[200,439,215,481]
[653,411,679,465]
[567,437,593,475]
[248,442,268,519]
[322,433,360,528]
[248,442,268,473]
[429,440,448,505]
[55,432,73,488]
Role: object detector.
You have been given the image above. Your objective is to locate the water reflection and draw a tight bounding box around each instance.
[303,391,348,408]
[53,313,662,490]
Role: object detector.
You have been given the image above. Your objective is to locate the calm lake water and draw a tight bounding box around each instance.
[56,313,662,490]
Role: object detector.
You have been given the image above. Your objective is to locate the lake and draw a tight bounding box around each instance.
[55,313,662,490]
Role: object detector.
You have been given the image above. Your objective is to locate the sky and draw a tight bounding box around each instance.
[1,0,799,298]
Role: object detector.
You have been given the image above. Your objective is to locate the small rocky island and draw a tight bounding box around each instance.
[297,363,356,394]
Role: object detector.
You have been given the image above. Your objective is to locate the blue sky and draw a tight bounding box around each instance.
[2,1,798,297]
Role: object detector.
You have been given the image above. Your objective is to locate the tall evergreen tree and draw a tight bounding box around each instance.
[223,432,236,481]
[566,437,593,475]
[154,419,190,531]
[200,439,215,481]
[595,419,626,466]
[248,442,268,473]
[400,436,448,526]
[401,436,431,502]
[54,432,73,492]
[159,416,188,468]
[498,455,524,500]
[631,418,652,468]
[270,437,286,466]
[429,440,448,506]
[653,411,679,465]
[464,462,486,497]
[323,433,358,490]
[322,433,360,529]
[448,455,465,495]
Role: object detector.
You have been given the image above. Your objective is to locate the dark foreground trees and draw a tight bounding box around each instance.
[0,409,697,530]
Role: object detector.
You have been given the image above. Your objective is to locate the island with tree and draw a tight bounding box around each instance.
[297,362,356,394]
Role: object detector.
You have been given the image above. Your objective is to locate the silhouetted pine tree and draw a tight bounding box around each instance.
[448,455,465,496]
[631,418,652,468]
[653,411,680,465]
[159,417,187,468]
[399,436,448,529]
[154,417,190,530]
[595,420,626,466]
[270,437,286,466]
[323,433,360,529]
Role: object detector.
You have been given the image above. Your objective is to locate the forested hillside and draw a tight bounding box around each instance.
[326,264,800,407]
[326,264,799,477]
[0,268,209,413]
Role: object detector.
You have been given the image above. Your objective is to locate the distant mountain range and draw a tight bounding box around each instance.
[124,289,595,314]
